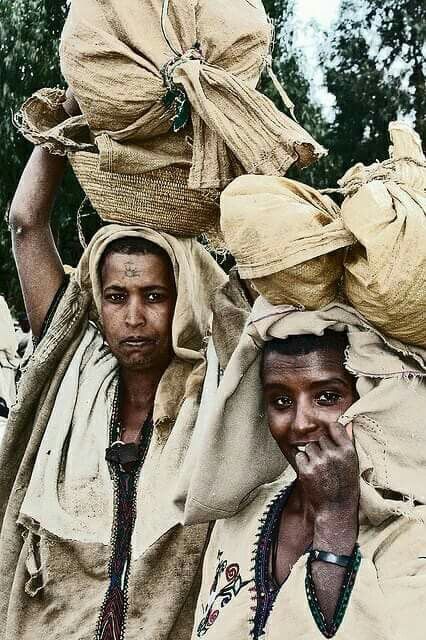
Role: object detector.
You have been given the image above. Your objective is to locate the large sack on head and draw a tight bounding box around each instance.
[341,122,426,347]
[58,0,324,190]
[220,175,354,309]
[16,1,326,235]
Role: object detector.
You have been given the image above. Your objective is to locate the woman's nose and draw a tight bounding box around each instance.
[125,300,146,327]
[292,401,320,437]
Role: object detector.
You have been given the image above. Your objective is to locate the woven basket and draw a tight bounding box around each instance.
[68,151,220,237]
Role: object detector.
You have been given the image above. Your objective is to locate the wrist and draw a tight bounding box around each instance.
[313,509,358,556]
[314,494,359,521]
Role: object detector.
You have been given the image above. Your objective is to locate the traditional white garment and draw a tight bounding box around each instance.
[192,474,426,640]
[181,296,426,638]
[0,225,228,640]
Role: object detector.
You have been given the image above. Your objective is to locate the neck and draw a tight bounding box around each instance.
[119,363,168,410]
[290,480,315,525]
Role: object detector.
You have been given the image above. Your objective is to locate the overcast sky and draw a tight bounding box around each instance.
[292,0,342,117]
[295,0,341,28]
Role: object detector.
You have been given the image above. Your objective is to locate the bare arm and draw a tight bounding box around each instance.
[9,89,81,337]
[296,422,360,628]
[310,504,358,625]
[9,147,67,338]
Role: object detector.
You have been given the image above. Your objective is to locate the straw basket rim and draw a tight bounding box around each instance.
[68,150,221,238]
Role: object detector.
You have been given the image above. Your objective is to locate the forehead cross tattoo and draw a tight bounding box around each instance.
[123,262,141,278]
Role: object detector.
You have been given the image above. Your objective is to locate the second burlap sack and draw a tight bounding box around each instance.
[220,175,354,309]
[341,122,426,347]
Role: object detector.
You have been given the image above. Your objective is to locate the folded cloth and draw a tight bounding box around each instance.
[340,121,426,347]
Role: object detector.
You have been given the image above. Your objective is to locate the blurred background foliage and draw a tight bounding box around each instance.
[0,0,425,312]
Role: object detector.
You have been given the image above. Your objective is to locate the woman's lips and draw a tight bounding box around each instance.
[121,337,156,349]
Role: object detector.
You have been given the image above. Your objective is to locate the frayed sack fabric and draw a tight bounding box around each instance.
[177,296,426,526]
[220,175,354,308]
[0,225,229,640]
[16,89,221,236]
[340,122,426,347]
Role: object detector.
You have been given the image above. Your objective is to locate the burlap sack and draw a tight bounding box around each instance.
[220,175,354,309]
[341,122,426,347]
[57,0,325,189]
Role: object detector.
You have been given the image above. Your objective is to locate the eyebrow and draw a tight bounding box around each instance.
[103,283,169,291]
[262,377,351,389]
[310,377,351,387]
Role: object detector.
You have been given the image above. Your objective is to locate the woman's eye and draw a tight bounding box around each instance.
[273,396,292,409]
[106,293,126,303]
[146,291,164,302]
[317,391,341,405]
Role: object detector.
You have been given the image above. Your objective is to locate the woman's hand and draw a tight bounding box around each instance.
[62,87,81,117]
[295,421,359,519]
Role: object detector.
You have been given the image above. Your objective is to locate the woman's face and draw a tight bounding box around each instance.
[100,251,176,372]
[262,348,357,470]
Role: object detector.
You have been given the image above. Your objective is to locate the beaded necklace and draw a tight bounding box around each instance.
[105,381,153,471]
[96,379,154,640]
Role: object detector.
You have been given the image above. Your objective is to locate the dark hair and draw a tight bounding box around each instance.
[99,236,173,274]
[264,329,348,359]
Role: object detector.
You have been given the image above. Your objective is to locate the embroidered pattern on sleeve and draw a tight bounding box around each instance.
[196,550,252,637]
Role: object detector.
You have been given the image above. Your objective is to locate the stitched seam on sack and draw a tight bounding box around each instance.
[356,415,388,488]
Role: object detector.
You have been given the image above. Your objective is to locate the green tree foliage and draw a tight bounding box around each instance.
[0,0,84,313]
[365,0,425,140]
[260,0,329,186]
[322,0,425,185]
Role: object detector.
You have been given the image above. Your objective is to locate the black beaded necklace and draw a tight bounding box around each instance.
[105,380,153,472]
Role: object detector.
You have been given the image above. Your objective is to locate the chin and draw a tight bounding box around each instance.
[120,356,154,370]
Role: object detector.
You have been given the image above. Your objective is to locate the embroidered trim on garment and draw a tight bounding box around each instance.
[95,385,153,640]
[196,550,252,637]
[34,275,70,347]
[305,543,361,638]
[250,486,293,639]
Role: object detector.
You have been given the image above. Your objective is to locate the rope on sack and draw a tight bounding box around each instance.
[320,156,426,198]
[77,196,90,249]
[264,55,297,122]
[161,0,181,56]
[160,0,205,132]
[262,15,298,122]
[161,45,204,132]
